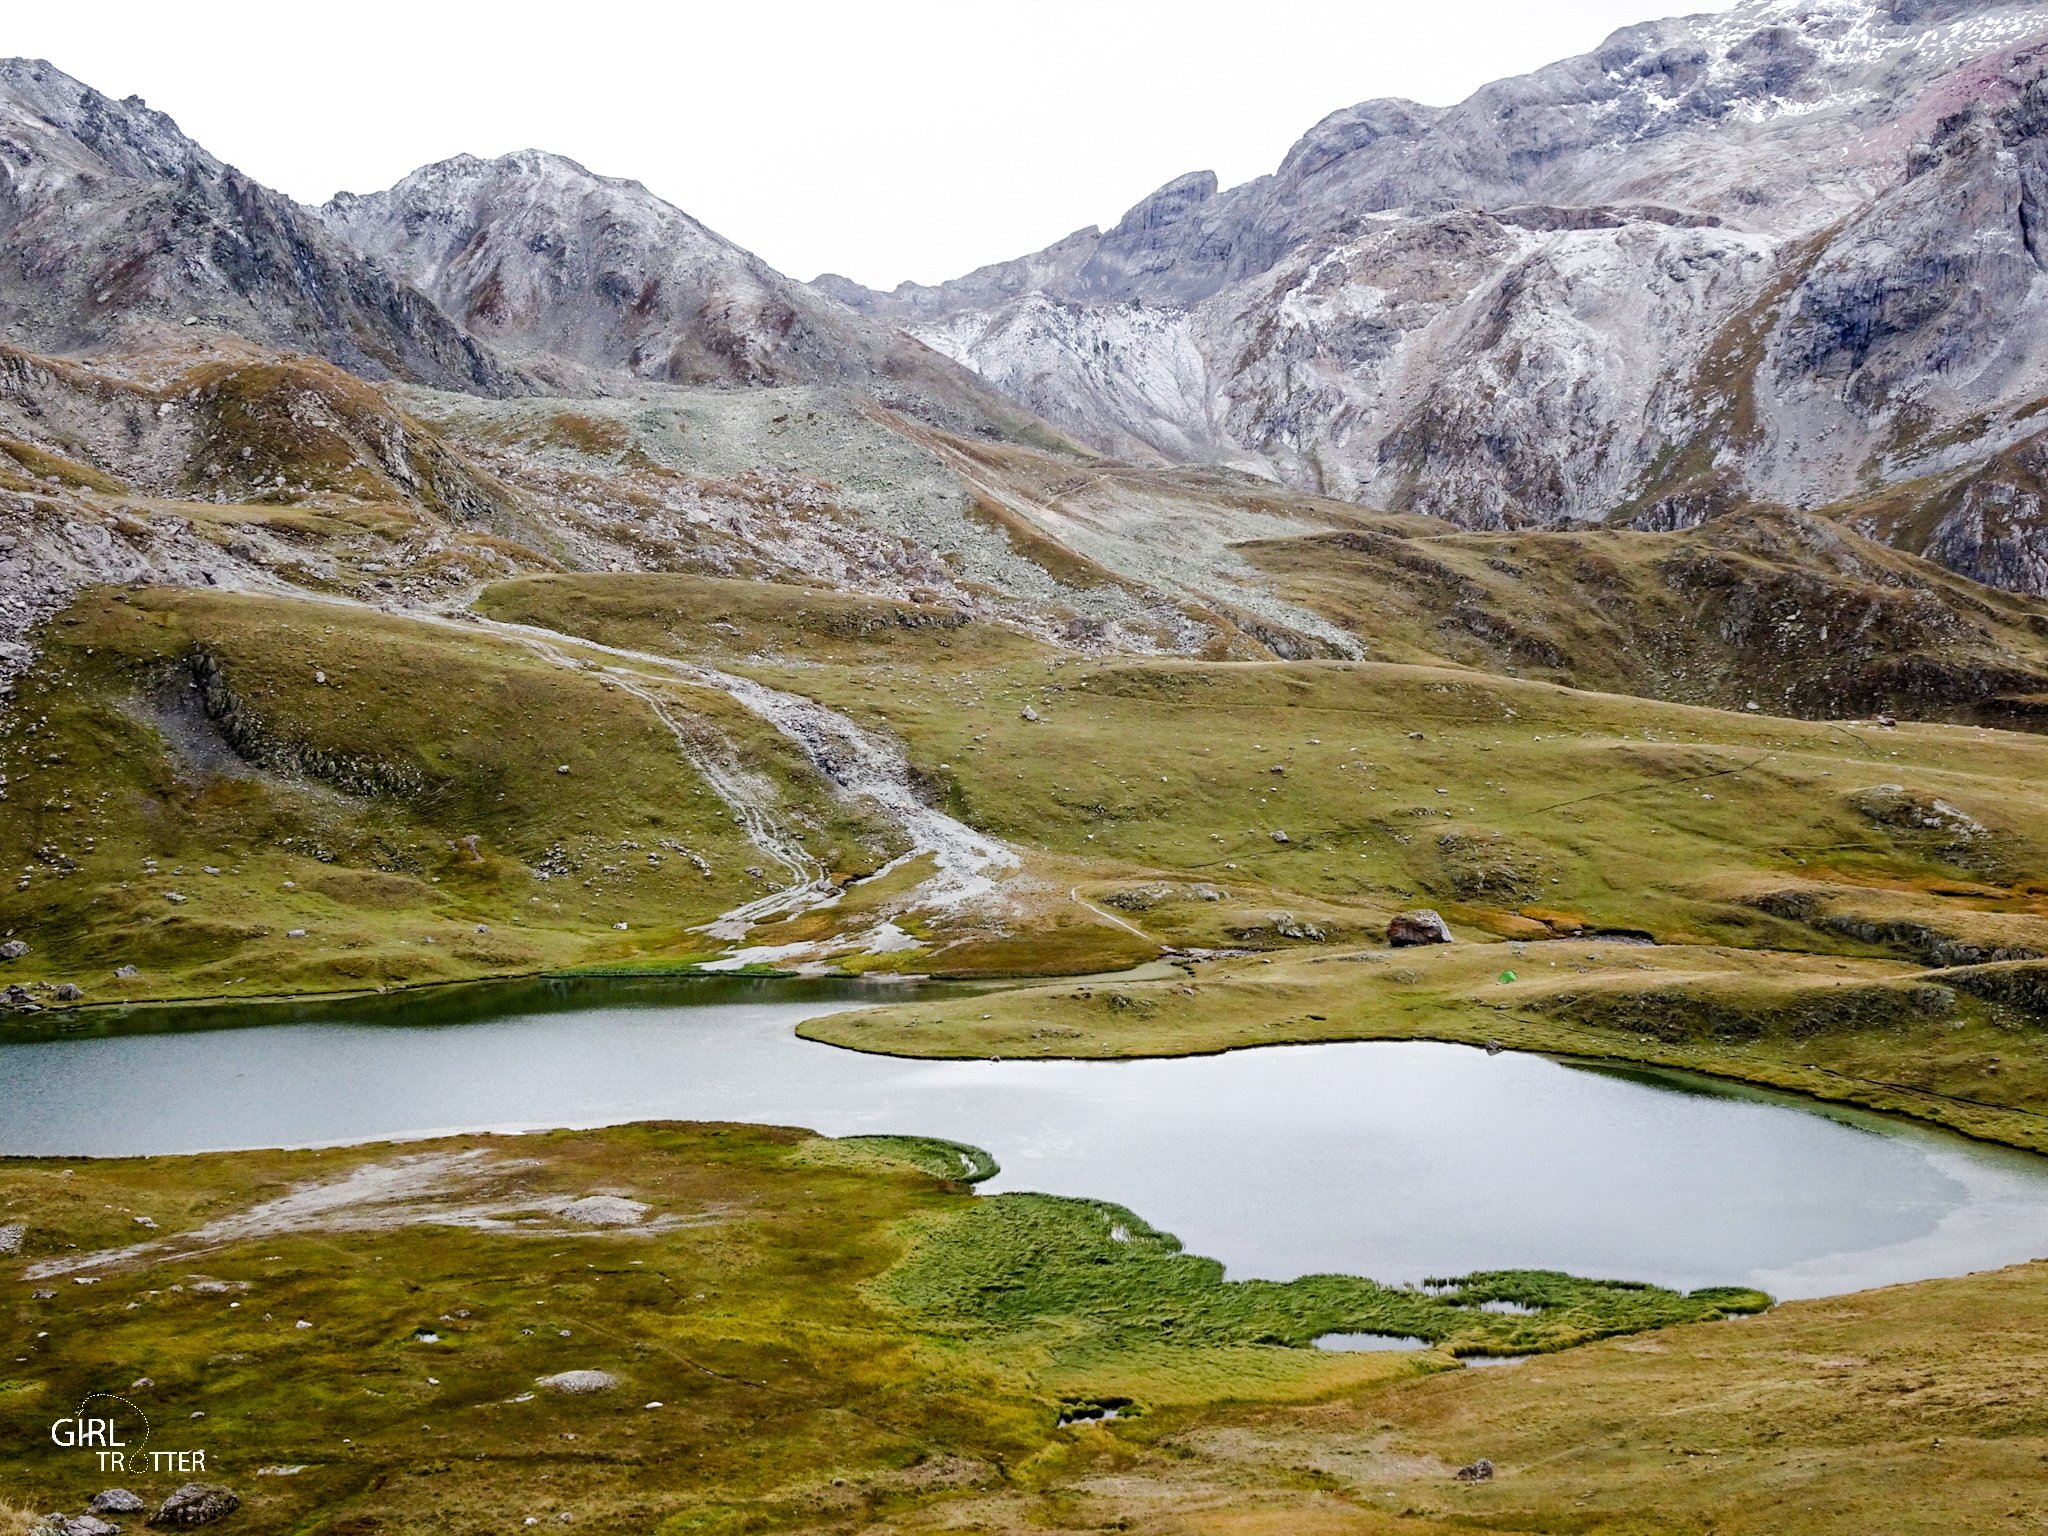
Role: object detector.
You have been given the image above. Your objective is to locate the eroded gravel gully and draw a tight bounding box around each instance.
[431,608,1020,944]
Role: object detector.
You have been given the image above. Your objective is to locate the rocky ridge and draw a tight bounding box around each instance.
[818,0,2048,590]
[0,60,511,393]
[319,150,1032,437]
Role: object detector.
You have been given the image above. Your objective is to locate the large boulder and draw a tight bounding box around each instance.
[148,1483,240,1527]
[536,1369,618,1394]
[1388,909,1455,947]
[88,1490,146,1516]
[0,939,27,960]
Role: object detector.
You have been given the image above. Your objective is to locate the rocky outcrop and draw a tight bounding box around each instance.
[147,1483,239,1527]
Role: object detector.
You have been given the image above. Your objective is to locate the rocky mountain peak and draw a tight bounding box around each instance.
[1110,170,1219,236]
[318,147,1031,431]
[0,57,512,392]
[819,0,2048,597]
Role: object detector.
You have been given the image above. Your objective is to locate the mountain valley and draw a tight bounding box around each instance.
[8,5,2048,1532]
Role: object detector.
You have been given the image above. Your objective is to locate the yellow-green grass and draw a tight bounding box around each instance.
[21,569,2048,1018]
[1,1124,1732,1534]
[950,1259,2048,1535]
[476,570,1048,670]
[0,587,901,1005]
[803,941,2048,1153]
[483,575,2048,959]
[1239,506,2048,728]
[0,1124,1048,1532]
[5,1123,2041,1535]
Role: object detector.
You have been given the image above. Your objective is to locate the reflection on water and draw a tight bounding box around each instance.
[4,979,2047,1300]
[1313,1333,1431,1352]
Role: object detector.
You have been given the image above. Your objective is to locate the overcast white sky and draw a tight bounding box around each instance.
[14,0,1738,289]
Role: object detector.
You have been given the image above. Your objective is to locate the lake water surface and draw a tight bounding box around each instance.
[5,976,2046,1300]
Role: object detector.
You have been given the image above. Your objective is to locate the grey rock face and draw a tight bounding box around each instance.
[319,151,1015,434]
[820,1,2048,587]
[0,60,509,392]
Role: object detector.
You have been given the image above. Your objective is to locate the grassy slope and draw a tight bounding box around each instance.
[2,1126,2038,1535]
[966,1259,2048,1536]
[1241,506,2048,727]
[0,1127,1734,1533]
[0,587,900,1004]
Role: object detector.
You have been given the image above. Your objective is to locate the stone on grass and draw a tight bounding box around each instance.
[52,983,82,1001]
[1455,1458,1495,1483]
[537,1369,618,1394]
[88,1489,146,1516]
[1387,909,1455,947]
[57,1516,120,1536]
[0,938,26,960]
[558,1195,649,1227]
[148,1482,240,1526]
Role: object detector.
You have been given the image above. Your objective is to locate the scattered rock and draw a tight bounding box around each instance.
[557,1195,650,1227]
[1388,909,1455,946]
[148,1483,240,1526]
[537,1369,619,1394]
[556,764,571,774]
[88,1490,146,1516]
[1455,1458,1496,1483]
[1019,704,1039,722]
[0,938,26,960]
[1272,913,1326,941]
[1270,829,1290,844]
[5,983,35,1008]
[114,965,139,979]
[1102,883,1169,912]
[1189,884,1222,901]
[0,1223,22,1252]
[57,1515,120,1536]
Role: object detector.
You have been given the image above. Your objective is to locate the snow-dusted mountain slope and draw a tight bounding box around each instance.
[819,0,2048,585]
[321,152,1036,434]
